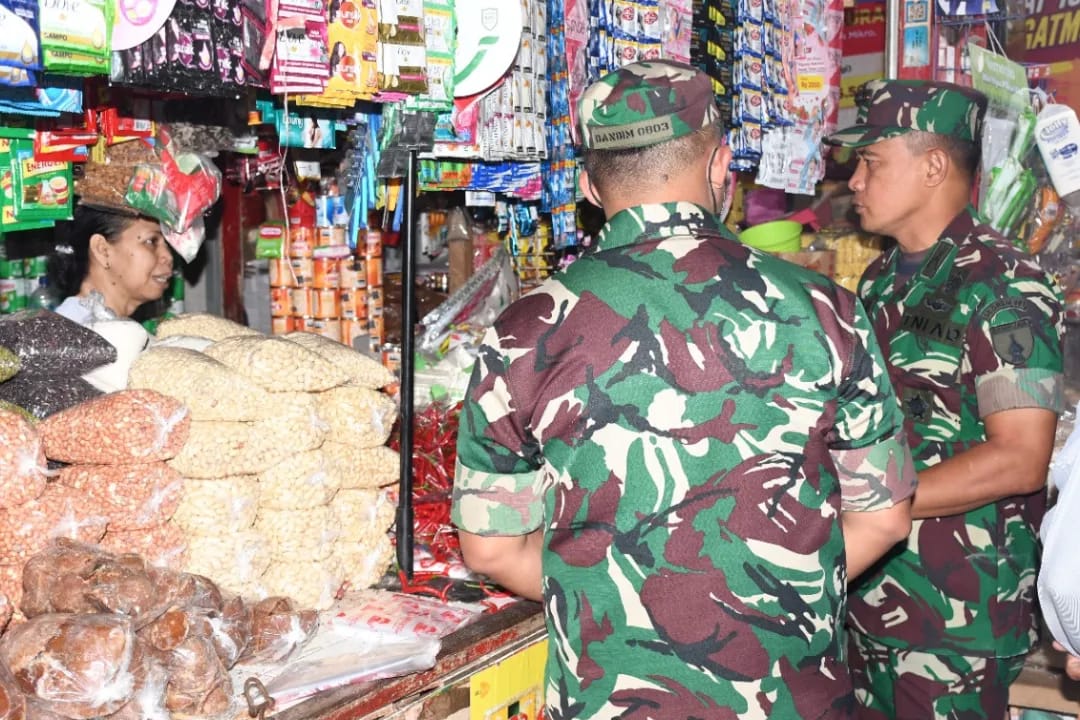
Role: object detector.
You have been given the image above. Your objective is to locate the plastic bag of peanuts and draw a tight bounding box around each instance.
[315,385,398,449]
[323,442,400,489]
[0,484,108,565]
[128,346,272,422]
[254,507,337,564]
[40,389,191,464]
[257,451,341,511]
[204,335,349,392]
[172,476,260,535]
[57,463,183,531]
[0,407,48,509]
[283,331,396,389]
[154,313,260,343]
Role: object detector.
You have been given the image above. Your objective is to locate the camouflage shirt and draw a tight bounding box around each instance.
[849,206,1064,658]
[453,202,917,719]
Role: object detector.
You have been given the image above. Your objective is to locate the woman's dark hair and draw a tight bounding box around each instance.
[47,205,138,298]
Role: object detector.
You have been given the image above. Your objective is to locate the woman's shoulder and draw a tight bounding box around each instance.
[54,296,93,325]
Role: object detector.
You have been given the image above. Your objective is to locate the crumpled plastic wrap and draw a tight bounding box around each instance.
[0,646,26,720]
[40,389,190,465]
[417,246,519,355]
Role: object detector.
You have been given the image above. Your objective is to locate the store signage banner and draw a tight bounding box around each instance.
[1011,0,1080,107]
[839,2,886,127]
[969,43,1030,113]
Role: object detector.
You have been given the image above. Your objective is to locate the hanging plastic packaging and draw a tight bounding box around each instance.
[1035,103,1080,211]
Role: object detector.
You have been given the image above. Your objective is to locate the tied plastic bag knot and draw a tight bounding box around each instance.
[136,478,184,525]
[51,505,109,543]
[305,470,329,488]
[131,391,191,458]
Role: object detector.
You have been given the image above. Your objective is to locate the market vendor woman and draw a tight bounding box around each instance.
[49,204,174,324]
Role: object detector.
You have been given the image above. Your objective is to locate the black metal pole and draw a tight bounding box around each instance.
[396,149,418,579]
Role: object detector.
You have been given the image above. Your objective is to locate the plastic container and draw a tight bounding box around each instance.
[739,220,803,253]
[1035,103,1080,211]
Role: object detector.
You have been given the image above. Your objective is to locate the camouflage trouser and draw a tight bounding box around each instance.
[848,631,1024,720]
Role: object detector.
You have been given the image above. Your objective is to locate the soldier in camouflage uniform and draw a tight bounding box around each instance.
[452,60,918,719]
[827,79,1065,719]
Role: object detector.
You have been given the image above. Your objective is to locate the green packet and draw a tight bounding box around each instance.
[123,163,179,228]
[40,0,112,74]
[43,48,111,76]
[0,139,53,232]
[10,139,73,222]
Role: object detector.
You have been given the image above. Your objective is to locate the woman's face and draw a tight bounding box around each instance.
[105,218,173,309]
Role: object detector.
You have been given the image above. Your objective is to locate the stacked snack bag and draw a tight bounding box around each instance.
[0,388,190,611]
[128,314,400,609]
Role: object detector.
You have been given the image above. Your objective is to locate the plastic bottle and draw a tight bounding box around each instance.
[27,275,57,310]
[1034,103,1080,211]
[167,272,186,316]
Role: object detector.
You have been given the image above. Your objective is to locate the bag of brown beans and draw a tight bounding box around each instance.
[57,464,183,531]
[0,408,47,510]
[40,390,190,465]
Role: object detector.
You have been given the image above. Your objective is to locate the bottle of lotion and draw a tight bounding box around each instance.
[1035,103,1080,211]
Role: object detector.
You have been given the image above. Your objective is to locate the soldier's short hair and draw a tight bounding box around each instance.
[904,130,982,180]
[583,122,724,197]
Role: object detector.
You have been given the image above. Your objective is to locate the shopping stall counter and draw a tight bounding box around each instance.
[271,600,546,720]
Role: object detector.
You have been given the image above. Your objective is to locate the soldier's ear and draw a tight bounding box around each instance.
[924,146,949,188]
[579,170,602,208]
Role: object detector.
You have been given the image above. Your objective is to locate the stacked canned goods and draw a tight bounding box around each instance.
[0,255,48,313]
[268,225,385,352]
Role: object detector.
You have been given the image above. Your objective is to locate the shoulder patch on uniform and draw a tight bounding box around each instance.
[984,297,1036,365]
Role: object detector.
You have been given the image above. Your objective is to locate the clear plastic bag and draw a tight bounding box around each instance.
[417,246,519,355]
[0,374,101,420]
[0,613,140,720]
[0,310,116,377]
[0,407,48,509]
[261,631,439,712]
[0,649,26,720]
[40,389,190,464]
[236,597,318,665]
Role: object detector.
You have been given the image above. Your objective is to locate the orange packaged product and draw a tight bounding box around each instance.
[339,257,366,289]
[269,258,296,288]
[270,287,291,317]
[288,226,315,258]
[290,288,312,318]
[312,289,341,320]
[271,316,294,335]
[290,257,314,287]
[312,257,340,289]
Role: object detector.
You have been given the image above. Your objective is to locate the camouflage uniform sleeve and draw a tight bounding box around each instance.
[970,272,1064,417]
[830,299,918,512]
[451,327,545,537]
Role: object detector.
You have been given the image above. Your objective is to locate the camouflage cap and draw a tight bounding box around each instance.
[826,79,987,148]
[578,60,722,151]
